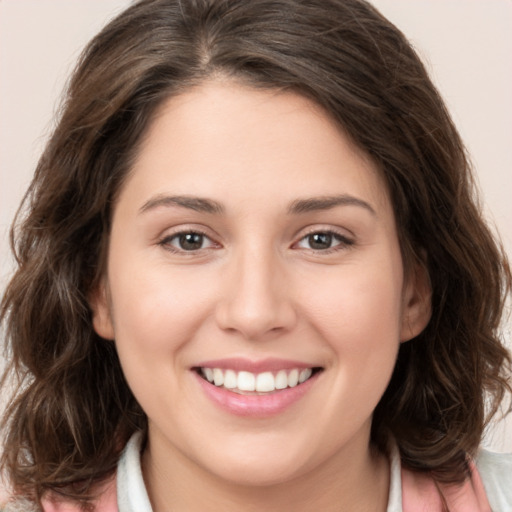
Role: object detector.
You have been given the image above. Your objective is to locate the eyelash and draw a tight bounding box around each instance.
[158,229,216,254]
[294,229,354,254]
[157,229,354,254]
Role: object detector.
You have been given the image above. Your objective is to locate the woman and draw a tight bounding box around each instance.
[1,0,511,510]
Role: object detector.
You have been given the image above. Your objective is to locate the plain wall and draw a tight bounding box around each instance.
[1,0,511,452]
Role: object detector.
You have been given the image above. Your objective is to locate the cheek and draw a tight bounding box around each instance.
[107,253,218,360]
[301,265,404,349]
[105,257,219,419]
[287,263,404,455]
[299,259,403,401]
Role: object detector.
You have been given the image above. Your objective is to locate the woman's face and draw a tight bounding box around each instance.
[92,81,429,487]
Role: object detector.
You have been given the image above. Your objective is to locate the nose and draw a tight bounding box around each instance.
[215,246,297,340]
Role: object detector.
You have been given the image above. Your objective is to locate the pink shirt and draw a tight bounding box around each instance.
[40,466,492,512]
[19,434,507,511]
[40,459,493,511]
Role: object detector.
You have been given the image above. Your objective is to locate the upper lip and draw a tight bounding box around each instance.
[193,357,321,373]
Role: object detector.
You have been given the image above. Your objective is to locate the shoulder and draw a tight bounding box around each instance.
[476,449,512,509]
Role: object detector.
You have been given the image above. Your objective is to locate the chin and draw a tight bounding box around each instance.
[209,458,306,488]
[196,440,316,488]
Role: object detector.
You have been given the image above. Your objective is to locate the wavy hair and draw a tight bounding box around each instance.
[1,0,511,505]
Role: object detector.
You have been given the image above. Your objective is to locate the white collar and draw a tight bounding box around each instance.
[386,442,403,512]
[117,432,153,512]
[117,432,403,512]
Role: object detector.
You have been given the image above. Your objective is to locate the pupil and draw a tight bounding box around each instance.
[179,233,203,250]
[309,233,332,250]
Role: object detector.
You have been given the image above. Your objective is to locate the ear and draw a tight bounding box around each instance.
[400,260,432,342]
[89,279,115,340]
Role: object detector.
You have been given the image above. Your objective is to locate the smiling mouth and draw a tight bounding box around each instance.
[195,367,323,395]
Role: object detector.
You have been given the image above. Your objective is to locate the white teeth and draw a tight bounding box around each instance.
[237,371,256,391]
[299,368,312,383]
[256,372,275,392]
[223,369,237,389]
[213,368,224,386]
[288,369,299,387]
[201,367,316,393]
[275,370,288,390]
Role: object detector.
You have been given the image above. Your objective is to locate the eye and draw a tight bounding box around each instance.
[296,231,353,251]
[160,231,216,252]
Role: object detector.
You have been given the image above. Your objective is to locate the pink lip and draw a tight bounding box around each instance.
[193,369,321,418]
[194,357,317,373]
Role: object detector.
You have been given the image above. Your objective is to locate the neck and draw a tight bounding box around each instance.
[142,431,390,512]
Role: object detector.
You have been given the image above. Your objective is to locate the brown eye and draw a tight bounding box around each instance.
[161,231,215,252]
[178,233,204,250]
[296,231,353,251]
[307,233,334,250]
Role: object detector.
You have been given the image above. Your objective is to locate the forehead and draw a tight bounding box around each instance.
[119,80,392,217]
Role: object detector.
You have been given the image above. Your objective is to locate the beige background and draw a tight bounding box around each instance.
[1,1,511,451]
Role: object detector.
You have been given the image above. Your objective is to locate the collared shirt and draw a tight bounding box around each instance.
[114,432,403,511]
[115,432,512,512]
[7,432,509,511]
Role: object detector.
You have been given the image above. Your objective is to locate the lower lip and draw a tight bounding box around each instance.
[194,371,320,417]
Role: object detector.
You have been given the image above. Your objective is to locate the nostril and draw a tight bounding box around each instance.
[214,297,298,340]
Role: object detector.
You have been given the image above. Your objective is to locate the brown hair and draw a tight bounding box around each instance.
[1,0,511,505]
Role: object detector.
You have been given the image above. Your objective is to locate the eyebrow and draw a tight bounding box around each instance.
[139,195,225,215]
[288,195,376,216]
[138,193,376,217]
